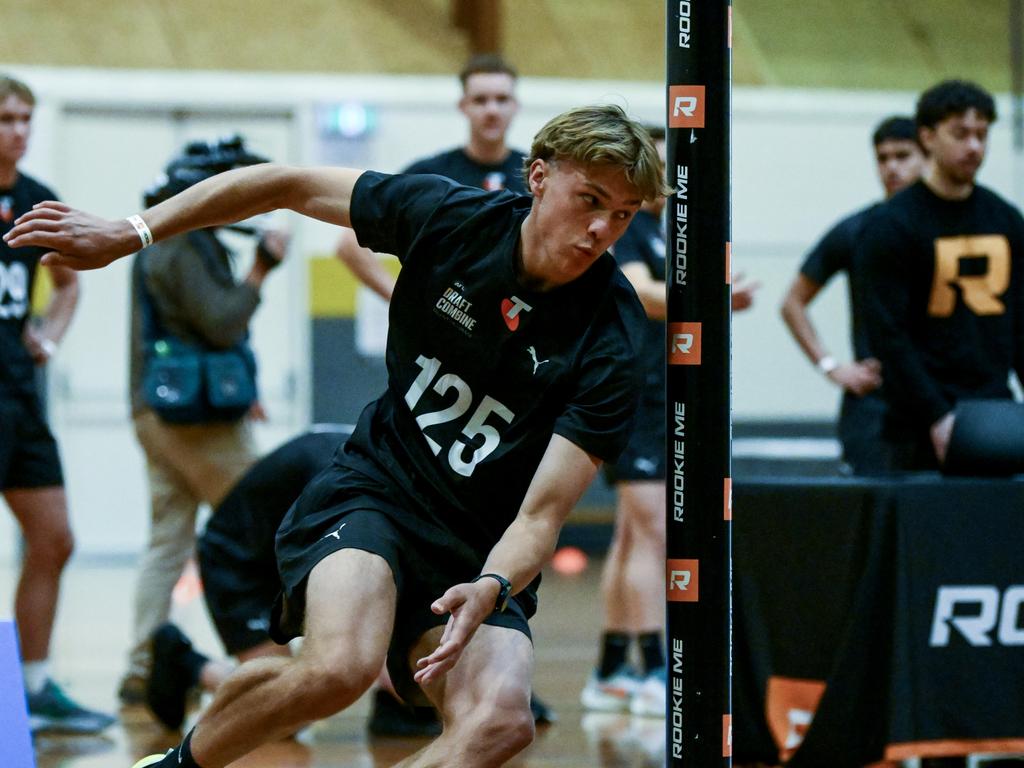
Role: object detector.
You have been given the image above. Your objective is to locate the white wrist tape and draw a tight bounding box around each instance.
[127,215,154,248]
[817,355,839,375]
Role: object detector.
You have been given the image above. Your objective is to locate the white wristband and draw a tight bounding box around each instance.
[127,215,154,248]
[817,355,839,375]
[39,338,57,358]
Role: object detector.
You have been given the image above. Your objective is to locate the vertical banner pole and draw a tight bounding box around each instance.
[665,1,732,766]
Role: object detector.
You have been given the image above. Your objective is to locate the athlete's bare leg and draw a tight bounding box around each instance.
[5,486,74,661]
[601,480,665,632]
[197,641,291,692]
[394,624,535,768]
[187,548,396,768]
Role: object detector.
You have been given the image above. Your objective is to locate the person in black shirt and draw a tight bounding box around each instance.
[8,103,667,768]
[335,53,526,297]
[0,74,113,734]
[861,80,1024,474]
[780,116,925,474]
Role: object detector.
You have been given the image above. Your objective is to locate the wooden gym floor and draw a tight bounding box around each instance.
[2,556,665,768]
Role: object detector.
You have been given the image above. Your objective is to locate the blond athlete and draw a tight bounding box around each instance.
[7,104,667,768]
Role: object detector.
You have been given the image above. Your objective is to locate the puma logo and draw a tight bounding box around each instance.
[322,523,347,541]
[527,346,549,375]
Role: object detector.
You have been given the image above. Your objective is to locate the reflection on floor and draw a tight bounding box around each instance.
[0,556,668,768]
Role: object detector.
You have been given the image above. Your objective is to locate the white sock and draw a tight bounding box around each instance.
[23,660,50,695]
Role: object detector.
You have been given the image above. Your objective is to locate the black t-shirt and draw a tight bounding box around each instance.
[341,171,645,555]
[403,147,528,194]
[204,430,349,558]
[860,180,1024,433]
[799,203,880,361]
[0,173,57,396]
[610,209,665,405]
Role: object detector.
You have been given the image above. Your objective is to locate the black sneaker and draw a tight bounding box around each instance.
[367,689,442,738]
[530,693,557,725]
[26,678,116,734]
[147,623,205,730]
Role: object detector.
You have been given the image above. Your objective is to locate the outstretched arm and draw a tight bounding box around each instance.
[413,434,600,685]
[4,164,363,271]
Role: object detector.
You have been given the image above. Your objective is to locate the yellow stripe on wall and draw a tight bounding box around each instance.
[31,265,53,315]
[308,254,400,318]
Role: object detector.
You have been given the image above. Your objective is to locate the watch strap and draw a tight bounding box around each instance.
[472,573,512,613]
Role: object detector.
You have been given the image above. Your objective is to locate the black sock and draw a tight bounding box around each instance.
[597,632,631,678]
[180,648,210,688]
[637,632,665,675]
[160,728,203,768]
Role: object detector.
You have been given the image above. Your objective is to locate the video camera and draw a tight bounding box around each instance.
[143,135,269,208]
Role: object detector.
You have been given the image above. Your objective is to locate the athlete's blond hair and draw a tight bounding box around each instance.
[526,105,671,201]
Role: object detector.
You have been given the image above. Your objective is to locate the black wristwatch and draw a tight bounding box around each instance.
[473,573,512,613]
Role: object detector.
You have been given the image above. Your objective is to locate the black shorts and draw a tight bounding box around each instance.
[271,465,533,704]
[197,528,279,656]
[0,393,64,491]
[603,396,665,484]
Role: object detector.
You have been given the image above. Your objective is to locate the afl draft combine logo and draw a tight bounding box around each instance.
[667,559,699,602]
[669,85,705,129]
[668,322,702,365]
[501,296,532,331]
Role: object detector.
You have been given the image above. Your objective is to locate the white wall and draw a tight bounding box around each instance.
[1,65,1020,558]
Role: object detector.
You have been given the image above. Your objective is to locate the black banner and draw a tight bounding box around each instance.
[665,1,733,765]
[733,478,1024,765]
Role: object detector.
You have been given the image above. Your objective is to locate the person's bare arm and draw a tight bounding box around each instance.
[620,262,665,320]
[413,434,599,684]
[780,273,881,396]
[334,228,396,302]
[22,264,79,364]
[4,165,363,271]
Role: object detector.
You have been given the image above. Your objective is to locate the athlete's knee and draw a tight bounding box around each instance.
[293,652,379,719]
[456,690,534,760]
[475,700,535,759]
[24,526,74,571]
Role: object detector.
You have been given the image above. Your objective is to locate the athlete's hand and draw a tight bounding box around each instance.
[22,325,56,365]
[4,202,137,271]
[828,358,882,396]
[730,272,760,312]
[255,229,289,272]
[412,579,498,686]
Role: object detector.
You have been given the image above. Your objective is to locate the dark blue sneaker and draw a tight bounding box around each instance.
[26,678,116,734]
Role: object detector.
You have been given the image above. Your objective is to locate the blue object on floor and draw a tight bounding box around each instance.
[0,620,35,767]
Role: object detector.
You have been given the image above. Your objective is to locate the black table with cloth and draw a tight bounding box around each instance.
[733,475,1024,766]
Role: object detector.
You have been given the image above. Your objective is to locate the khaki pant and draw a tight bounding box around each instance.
[127,409,257,678]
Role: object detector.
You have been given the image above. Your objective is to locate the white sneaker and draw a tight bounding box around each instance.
[629,668,666,718]
[581,666,640,713]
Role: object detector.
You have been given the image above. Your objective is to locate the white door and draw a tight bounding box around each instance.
[48,106,303,557]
